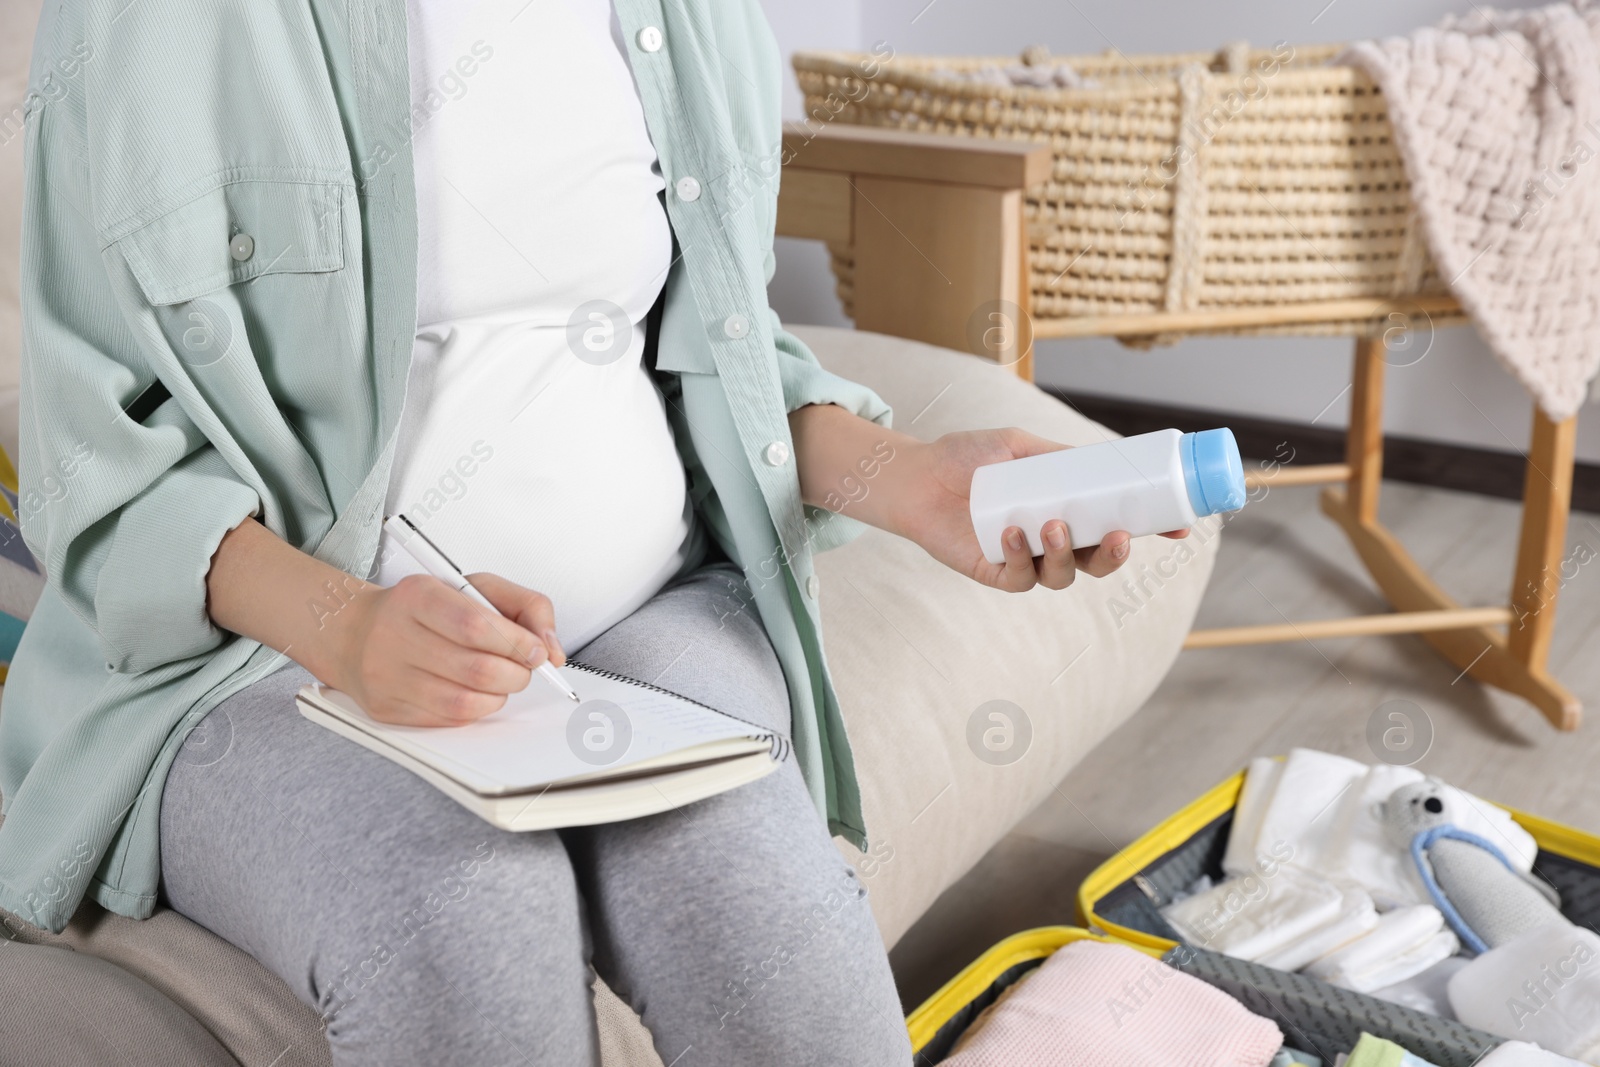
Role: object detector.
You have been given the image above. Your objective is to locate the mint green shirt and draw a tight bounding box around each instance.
[0,0,891,934]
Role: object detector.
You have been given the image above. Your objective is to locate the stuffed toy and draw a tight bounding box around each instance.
[1379,778,1566,954]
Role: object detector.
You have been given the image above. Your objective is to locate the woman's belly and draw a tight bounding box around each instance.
[377,320,694,652]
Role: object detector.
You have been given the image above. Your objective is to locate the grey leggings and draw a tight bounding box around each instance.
[159,562,910,1067]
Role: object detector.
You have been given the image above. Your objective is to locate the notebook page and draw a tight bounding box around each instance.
[310,664,767,794]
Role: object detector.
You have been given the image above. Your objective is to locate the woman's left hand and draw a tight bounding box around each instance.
[885,428,1188,592]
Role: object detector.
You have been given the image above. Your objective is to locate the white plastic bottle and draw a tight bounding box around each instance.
[969,427,1247,564]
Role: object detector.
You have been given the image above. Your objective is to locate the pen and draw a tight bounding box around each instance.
[382,514,581,704]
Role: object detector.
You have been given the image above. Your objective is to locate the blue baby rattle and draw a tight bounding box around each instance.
[1379,778,1567,955]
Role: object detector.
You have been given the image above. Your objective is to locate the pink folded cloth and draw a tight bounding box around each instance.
[944,940,1284,1067]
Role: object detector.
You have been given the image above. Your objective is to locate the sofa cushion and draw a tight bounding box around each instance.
[0,941,240,1067]
[794,325,1215,945]
[1,900,332,1067]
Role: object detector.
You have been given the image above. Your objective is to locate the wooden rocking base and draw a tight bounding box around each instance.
[1320,486,1581,730]
[1184,337,1582,731]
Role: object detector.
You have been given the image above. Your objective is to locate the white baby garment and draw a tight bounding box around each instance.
[1162,866,1345,962]
[1449,923,1600,1061]
[1304,905,1459,993]
[1255,884,1379,974]
[1224,757,1285,878]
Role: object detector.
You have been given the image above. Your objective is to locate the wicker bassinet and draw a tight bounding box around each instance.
[792,43,1466,344]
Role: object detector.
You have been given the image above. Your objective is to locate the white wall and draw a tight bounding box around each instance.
[761,0,1600,464]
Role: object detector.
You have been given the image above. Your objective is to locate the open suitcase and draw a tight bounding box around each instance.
[906,764,1600,1064]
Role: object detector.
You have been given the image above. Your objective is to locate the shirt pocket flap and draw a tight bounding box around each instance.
[119,180,348,306]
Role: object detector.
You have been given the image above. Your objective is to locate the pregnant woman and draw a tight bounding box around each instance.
[1,1,1165,1064]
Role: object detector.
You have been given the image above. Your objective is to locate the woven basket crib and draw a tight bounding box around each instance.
[791,43,1466,344]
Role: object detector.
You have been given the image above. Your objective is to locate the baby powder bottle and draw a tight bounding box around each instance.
[969,428,1247,564]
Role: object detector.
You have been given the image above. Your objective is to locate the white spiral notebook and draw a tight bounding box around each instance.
[295,661,786,831]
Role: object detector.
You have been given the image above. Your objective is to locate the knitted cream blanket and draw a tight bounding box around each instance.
[1341,3,1600,420]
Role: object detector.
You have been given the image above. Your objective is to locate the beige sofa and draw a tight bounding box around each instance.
[0,326,1214,1065]
[0,4,1214,1063]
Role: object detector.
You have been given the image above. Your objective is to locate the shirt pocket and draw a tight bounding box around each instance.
[117,178,349,307]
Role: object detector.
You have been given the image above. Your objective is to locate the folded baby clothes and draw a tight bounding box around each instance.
[1255,884,1380,973]
[1320,763,1432,909]
[1448,923,1600,1061]
[1228,751,1539,910]
[1304,905,1460,993]
[1335,1032,1441,1067]
[1368,955,1469,1019]
[1162,865,1345,961]
[1253,749,1370,874]
[1225,757,1287,877]
[941,939,1284,1067]
[1477,1041,1592,1066]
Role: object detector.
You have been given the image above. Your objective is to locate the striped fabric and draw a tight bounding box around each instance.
[0,0,891,933]
[0,441,38,684]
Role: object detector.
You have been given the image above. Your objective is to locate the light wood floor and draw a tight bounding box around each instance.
[888,478,1600,1010]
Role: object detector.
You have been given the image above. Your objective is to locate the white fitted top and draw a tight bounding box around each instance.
[378,0,694,651]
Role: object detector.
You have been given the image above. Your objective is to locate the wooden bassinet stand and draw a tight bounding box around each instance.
[775,113,1580,731]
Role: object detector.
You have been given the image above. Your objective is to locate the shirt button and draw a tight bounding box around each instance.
[636,26,663,52]
[675,176,702,202]
[229,233,255,262]
[805,575,821,599]
[722,313,749,340]
[763,440,789,466]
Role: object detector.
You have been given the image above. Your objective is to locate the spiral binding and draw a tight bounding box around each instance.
[565,659,791,764]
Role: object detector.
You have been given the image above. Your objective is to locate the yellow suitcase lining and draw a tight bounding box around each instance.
[1077,765,1600,952]
[906,926,1161,1058]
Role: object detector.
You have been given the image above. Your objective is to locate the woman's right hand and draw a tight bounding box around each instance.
[332,573,565,728]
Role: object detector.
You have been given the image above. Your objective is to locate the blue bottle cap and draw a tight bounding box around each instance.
[1180,428,1247,516]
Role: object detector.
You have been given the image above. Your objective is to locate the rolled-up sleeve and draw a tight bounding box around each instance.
[20,106,261,674]
[769,309,893,426]
[87,443,262,671]
[767,309,895,553]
